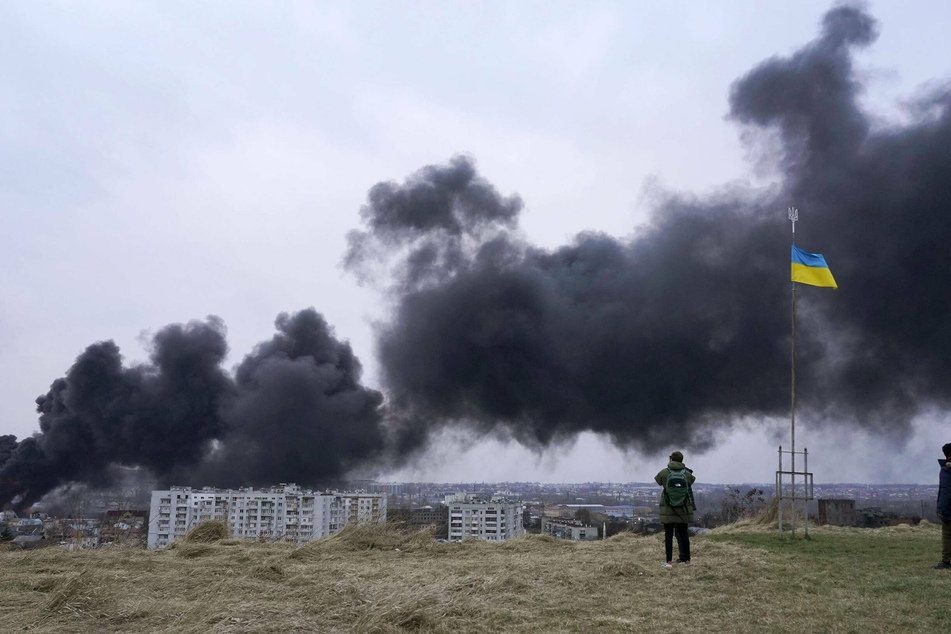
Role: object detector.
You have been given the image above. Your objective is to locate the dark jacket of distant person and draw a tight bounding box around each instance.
[937,458,951,522]
[655,459,696,524]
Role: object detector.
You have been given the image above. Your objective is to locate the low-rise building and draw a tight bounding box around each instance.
[541,516,599,541]
[147,483,386,549]
[0,514,46,549]
[818,498,856,526]
[100,510,147,546]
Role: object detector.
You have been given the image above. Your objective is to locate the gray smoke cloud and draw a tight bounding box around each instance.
[346,4,951,457]
[0,309,386,509]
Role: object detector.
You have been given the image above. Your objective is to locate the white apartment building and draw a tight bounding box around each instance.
[446,495,524,542]
[345,492,387,525]
[147,483,386,549]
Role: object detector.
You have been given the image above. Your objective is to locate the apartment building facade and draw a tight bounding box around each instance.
[147,483,386,549]
[446,495,524,542]
[541,516,599,541]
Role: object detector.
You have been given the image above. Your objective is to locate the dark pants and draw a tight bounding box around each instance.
[664,523,690,563]
[943,521,951,564]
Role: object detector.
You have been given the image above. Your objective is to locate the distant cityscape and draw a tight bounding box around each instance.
[374,480,941,531]
[1,478,939,550]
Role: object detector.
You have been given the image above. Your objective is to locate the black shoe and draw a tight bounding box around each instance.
[932,562,951,570]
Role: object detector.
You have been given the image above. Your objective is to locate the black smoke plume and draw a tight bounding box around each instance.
[346,5,951,456]
[0,309,386,509]
[4,4,949,509]
[0,435,16,468]
[174,309,385,487]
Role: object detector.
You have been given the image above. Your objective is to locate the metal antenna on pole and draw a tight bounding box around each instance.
[789,207,797,538]
[777,207,813,539]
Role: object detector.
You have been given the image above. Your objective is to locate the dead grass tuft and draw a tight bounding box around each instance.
[350,584,460,632]
[292,521,436,558]
[751,495,780,524]
[498,532,574,551]
[714,497,815,533]
[249,561,286,581]
[172,542,216,558]
[182,519,230,543]
[597,560,647,577]
[603,530,641,543]
[42,569,107,618]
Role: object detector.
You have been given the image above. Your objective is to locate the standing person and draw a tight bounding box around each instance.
[935,443,951,570]
[655,451,696,568]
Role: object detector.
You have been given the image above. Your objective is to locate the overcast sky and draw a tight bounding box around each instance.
[3,1,950,485]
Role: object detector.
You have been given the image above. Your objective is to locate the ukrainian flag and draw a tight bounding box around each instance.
[791,245,837,289]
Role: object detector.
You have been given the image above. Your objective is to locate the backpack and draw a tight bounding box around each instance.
[664,468,692,509]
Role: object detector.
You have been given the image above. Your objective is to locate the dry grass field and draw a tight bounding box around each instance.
[1,519,949,633]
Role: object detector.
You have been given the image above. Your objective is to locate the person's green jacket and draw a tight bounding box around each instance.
[655,460,696,524]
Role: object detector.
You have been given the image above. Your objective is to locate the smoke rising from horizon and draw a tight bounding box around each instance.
[3,4,951,509]
[0,309,387,509]
[345,5,951,456]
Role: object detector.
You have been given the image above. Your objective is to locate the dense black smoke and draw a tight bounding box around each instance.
[346,5,951,455]
[0,309,386,509]
[0,434,16,467]
[175,309,385,487]
[4,4,949,509]
[730,5,951,429]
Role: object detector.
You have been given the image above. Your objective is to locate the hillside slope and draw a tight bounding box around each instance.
[1,522,949,633]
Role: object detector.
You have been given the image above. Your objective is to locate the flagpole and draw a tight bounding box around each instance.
[788,207,798,538]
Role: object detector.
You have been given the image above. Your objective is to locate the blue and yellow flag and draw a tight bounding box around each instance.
[791,245,837,289]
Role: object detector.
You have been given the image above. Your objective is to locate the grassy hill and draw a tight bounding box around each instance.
[1,520,949,633]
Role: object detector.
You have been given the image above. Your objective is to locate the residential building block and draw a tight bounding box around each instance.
[541,515,599,541]
[446,495,524,542]
[147,483,386,549]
